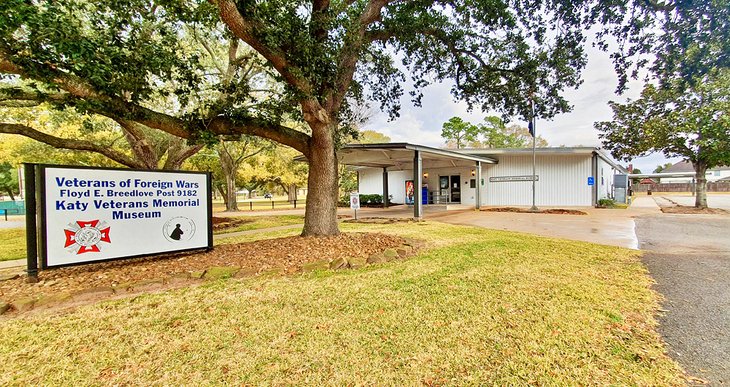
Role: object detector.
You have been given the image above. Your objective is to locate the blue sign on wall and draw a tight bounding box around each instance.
[587,176,595,186]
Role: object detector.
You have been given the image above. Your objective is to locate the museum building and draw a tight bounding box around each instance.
[340,143,626,216]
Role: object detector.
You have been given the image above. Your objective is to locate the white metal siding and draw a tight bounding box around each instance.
[358,154,596,207]
[484,155,593,206]
[357,169,409,204]
[597,158,611,200]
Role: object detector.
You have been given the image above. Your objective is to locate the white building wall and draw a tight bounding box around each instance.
[357,154,601,207]
[357,169,409,203]
[484,155,593,206]
[597,157,616,200]
[422,167,478,205]
[359,167,478,205]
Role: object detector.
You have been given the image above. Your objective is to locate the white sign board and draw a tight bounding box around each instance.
[41,166,211,267]
[349,193,360,210]
[489,175,539,182]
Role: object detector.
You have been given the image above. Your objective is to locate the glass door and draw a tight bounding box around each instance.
[450,175,461,203]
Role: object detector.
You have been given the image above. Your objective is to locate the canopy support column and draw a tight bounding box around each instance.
[475,161,482,210]
[382,167,389,208]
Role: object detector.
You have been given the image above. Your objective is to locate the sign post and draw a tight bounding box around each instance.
[23,163,38,282]
[349,192,360,220]
[27,164,212,269]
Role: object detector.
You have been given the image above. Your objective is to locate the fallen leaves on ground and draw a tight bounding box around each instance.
[0,232,404,304]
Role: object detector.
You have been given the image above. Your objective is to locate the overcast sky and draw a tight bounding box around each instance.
[363,43,681,173]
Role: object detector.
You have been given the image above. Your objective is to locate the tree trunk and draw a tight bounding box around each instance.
[216,184,227,207]
[287,184,297,202]
[219,149,239,212]
[302,126,340,236]
[693,162,708,208]
[6,189,15,201]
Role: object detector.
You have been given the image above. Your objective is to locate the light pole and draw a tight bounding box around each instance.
[530,98,538,212]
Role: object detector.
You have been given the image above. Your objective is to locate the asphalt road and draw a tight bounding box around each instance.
[636,214,730,384]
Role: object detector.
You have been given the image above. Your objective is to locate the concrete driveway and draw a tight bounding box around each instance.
[338,197,662,249]
[636,212,730,384]
[422,197,660,249]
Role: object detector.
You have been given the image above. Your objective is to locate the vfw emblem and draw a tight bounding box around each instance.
[64,220,111,254]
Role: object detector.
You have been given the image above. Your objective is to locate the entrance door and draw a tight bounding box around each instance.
[438,176,449,204]
[450,175,461,203]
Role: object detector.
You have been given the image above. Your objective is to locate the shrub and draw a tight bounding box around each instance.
[597,198,616,208]
[338,193,384,206]
[359,194,383,204]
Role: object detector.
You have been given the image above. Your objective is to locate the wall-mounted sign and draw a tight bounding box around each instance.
[37,165,212,268]
[489,175,539,183]
[587,176,595,186]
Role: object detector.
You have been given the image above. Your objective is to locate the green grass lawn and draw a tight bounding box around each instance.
[213,215,304,235]
[0,228,25,262]
[0,222,683,384]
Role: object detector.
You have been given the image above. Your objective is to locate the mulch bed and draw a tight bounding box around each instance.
[660,206,728,214]
[0,232,405,311]
[482,207,588,215]
[343,217,422,224]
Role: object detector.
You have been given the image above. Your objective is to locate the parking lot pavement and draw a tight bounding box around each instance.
[636,214,730,384]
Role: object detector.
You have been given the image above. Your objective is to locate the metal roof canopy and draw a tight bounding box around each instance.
[337,143,496,170]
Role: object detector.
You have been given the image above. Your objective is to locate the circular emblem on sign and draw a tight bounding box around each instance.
[75,227,102,247]
[163,216,196,242]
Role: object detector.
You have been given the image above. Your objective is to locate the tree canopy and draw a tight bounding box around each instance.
[653,163,674,174]
[441,117,480,149]
[596,71,730,208]
[1,0,660,235]
[442,116,547,148]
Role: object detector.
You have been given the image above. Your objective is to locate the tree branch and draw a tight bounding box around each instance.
[0,123,145,169]
[0,51,191,138]
[311,0,330,42]
[114,119,159,169]
[194,30,227,76]
[1,51,311,157]
[163,141,204,170]
[328,0,390,112]
[207,116,311,156]
[212,0,314,94]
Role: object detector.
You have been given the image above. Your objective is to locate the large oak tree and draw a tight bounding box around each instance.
[596,0,730,208]
[596,71,730,208]
[0,0,654,235]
